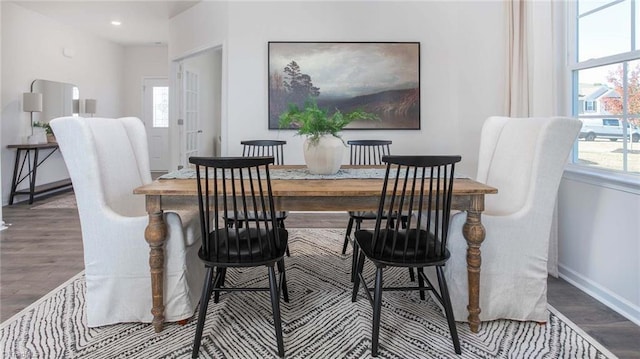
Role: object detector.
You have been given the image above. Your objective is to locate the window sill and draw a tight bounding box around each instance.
[563,165,640,195]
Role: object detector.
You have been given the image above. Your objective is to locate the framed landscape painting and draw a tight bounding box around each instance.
[268,41,420,130]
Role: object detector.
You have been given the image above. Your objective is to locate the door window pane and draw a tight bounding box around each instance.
[575,63,640,173]
[578,0,631,61]
[153,86,169,128]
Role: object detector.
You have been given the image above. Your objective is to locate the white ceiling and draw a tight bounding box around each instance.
[12,1,200,46]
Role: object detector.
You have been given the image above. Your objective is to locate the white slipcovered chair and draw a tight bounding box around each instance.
[434,116,581,323]
[50,116,205,327]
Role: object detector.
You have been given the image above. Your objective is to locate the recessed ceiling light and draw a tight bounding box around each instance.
[111,21,121,26]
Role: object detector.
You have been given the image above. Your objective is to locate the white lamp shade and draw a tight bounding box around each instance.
[84,99,97,114]
[23,92,43,112]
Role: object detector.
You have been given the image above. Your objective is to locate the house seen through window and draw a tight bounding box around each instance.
[569,0,640,174]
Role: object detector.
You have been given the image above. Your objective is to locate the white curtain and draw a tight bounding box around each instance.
[504,0,530,117]
[504,0,564,277]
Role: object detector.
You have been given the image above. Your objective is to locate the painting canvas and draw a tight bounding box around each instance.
[268,42,420,130]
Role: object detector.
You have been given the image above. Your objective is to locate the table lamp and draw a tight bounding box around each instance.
[73,99,80,114]
[84,99,97,117]
[23,92,43,135]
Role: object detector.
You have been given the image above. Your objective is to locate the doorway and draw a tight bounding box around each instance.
[172,47,223,169]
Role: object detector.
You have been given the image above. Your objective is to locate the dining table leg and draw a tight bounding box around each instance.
[144,195,167,333]
[462,195,486,333]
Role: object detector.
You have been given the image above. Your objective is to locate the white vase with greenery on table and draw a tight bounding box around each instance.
[279,99,378,174]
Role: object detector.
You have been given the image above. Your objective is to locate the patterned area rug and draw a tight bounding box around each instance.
[0,229,616,358]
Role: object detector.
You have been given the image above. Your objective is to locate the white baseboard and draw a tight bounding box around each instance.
[559,264,640,326]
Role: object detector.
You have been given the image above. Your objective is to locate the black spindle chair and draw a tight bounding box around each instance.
[352,155,462,357]
[190,156,289,358]
[241,140,286,165]
[343,140,411,282]
[225,140,290,255]
[343,140,392,256]
[348,139,392,166]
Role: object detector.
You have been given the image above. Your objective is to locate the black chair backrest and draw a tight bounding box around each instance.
[347,140,392,165]
[372,155,461,261]
[241,140,286,165]
[189,156,284,262]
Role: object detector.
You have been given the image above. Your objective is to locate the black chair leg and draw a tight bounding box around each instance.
[351,240,360,283]
[409,267,416,282]
[277,259,289,303]
[192,267,215,358]
[268,266,285,357]
[351,250,366,302]
[350,220,363,282]
[436,266,461,355]
[371,267,384,357]
[279,219,291,257]
[342,217,354,254]
[417,267,425,300]
[211,269,222,303]
[214,268,227,303]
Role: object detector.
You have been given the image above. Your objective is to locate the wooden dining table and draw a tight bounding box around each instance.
[133,165,497,334]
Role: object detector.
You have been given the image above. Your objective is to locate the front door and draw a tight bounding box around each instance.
[143,78,170,171]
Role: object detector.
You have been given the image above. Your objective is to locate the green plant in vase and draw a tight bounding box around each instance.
[279,99,378,145]
[279,99,378,174]
[33,121,55,143]
[33,121,52,135]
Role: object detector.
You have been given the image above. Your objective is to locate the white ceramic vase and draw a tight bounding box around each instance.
[303,135,344,175]
[28,127,48,144]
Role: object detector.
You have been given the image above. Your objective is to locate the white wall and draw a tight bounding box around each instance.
[0,3,4,227]
[1,2,124,205]
[558,172,640,324]
[122,46,169,119]
[170,0,505,176]
[168,1,228,60]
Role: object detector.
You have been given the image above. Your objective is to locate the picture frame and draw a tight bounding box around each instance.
[268,41,421,130]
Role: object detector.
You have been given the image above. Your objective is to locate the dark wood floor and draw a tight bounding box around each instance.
[1,191,639,358]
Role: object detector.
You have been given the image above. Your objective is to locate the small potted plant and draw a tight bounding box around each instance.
[34,121,56,143]
[279,99,378,174]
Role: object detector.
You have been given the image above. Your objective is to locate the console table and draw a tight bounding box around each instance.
[7,143,72,205]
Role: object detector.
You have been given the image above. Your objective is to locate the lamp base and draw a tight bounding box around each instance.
[27,135,39,145]
[28,131,47,144]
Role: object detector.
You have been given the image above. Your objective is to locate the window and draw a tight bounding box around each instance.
[152,86,169,128]
[569,0,640,175]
